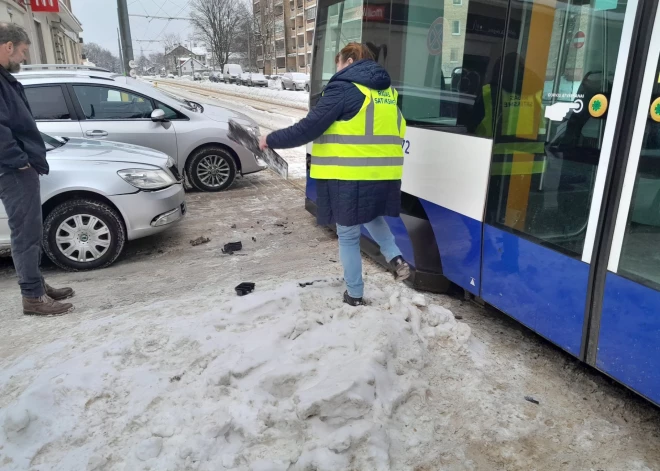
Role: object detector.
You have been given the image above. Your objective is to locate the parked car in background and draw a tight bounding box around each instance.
[17,66,265,193]
[167,73,175,79]
[223,64,243,83]
[239,72,251,86]
[194,72,202,81]
[209,71,222,82]
[281,73,310,91]
[247,73,268,87]
[202,72,210,80]
[0,133,185,271]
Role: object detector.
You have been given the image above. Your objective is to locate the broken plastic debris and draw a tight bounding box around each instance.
[235,282,255,296]
[524,396,540,405]
[190,236,211,247]
[222,241,243,254]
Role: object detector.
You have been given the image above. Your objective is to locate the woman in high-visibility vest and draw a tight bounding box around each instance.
[259,43,409,306]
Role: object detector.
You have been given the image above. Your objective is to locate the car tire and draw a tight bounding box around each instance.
[281,81,286,90]
[305,84,310,92]
[43,199,126,271]
[186,147,237,192]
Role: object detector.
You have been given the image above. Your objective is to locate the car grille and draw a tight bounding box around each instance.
[169,164,182,182]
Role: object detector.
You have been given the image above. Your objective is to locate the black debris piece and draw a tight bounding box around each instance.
[252,237,257,242]
[524,396,540,405]
[454,315,463,320]
[230,224,237,229]
[170,373,183,382]
[235,282,256,296]
[222,241,243,254]
[190,236,211,247]
[283,231,292,235]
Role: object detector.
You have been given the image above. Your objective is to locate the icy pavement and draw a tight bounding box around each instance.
[0,279,472,471]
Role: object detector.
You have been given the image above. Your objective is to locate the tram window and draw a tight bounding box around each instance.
[618,59,660,288]
[483,0,629,258]
[310,0,508,134]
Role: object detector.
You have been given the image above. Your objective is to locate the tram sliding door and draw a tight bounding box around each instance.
[595,5,660,404]
[480,0,637,355]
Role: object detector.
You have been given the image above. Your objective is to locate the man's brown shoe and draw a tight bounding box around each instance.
[23,296,74,317]
[44,282,75,301]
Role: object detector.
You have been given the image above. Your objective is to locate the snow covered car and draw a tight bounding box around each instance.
[0,133,186,271]
[281,73,310,92]
[247,73,268,87]
[239,72,251,86]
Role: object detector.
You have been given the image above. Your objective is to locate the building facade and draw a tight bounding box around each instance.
[0,0,83,65]
[254,0,316,75]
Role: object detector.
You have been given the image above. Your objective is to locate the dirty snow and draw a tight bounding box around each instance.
[154,78,309,110]
[0,279,472,471]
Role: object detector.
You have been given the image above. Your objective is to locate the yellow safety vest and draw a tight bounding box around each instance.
[311,83,406,180]
[476,84,546,175]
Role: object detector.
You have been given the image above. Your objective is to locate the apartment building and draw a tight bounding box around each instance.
[253,0,316,75]
[0,0,83,65]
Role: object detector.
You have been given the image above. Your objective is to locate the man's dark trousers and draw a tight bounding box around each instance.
[0,167,45,298]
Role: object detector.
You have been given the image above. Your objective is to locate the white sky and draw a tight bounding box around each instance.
[71,0,195,57]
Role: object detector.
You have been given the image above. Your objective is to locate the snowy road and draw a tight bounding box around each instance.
[1,92,660,470]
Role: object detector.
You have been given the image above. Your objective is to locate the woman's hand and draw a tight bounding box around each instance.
[259,135,269,151]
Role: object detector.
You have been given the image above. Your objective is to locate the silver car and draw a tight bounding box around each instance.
[0,133,186,271]
[281,73,310,92]
[16,65,266,192]
[246,73,268,87]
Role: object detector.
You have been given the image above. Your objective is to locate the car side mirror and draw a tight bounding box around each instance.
[151,109,167,122]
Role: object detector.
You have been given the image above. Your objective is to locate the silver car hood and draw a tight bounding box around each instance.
[48,138,168,167]
[202,104,257,128]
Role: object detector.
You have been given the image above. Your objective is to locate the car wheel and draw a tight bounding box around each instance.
[305,84,310,92]
[43,199,126,271]
[281,81,286,90]
[186,147,237,192]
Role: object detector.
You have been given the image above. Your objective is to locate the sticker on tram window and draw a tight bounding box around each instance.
[401,139,411,155]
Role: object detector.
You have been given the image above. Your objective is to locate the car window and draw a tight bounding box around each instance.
[24,86,71,120]
[73,85,154,120]
[156,101,183,120]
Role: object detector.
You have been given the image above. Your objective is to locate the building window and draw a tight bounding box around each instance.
[452,20,461,35]
[450,48,459,62]
[453,0,462,4]
[307,6,316,20]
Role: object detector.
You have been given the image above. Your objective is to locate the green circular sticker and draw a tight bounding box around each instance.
[589,94,608,118]
[650,97,660,123]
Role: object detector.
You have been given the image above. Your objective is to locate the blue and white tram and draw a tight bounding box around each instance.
[305,0,660,405]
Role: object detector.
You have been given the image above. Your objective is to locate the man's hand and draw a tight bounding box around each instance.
[259,135,269,151]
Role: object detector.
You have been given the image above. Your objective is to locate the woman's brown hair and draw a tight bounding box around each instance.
[335,42,375,64]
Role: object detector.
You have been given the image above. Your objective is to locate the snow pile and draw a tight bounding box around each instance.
[0,279,471,470]
[156,78,309,110]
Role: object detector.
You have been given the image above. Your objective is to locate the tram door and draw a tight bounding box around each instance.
[595,6,660,404]
[479,0,636,355]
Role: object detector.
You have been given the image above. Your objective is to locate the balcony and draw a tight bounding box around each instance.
[276,48,286,57]
[306,22,315,31]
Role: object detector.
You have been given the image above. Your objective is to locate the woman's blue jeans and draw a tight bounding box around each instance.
[336,216,402,298]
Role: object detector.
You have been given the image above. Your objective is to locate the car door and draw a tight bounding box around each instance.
[23,84,83,138]
[70,84,178,159]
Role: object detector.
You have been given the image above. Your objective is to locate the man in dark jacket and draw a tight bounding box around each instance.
[260,44,410,305]
[0,23,74,316]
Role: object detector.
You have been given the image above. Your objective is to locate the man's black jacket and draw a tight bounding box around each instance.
[0,65,48,175]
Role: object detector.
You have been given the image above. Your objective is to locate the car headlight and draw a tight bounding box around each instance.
[118,168,176,190]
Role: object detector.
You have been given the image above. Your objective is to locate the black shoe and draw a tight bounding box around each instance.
[343,291,365,306]
[390,256,411,282]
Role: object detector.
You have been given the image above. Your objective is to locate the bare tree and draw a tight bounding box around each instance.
[254,0,275,73]
[82,43,121,73]
[162,33,182,55]
[148,52,166,72]
[190,0,248,71]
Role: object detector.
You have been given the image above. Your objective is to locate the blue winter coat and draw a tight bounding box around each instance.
[266,60,402,227]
